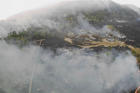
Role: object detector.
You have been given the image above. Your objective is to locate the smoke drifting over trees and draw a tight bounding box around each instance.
[0,0,140,93]
[0,41,139,93]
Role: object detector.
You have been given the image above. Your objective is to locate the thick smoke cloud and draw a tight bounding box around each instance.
[0,12,125,39]
[0,0,139,93]
[0,0,125,38]
[0,41,139,93]
[0,0,139,38]
[127,5,140,15]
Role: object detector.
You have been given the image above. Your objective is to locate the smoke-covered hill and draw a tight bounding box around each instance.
[1,0,140,46]
[0,0,140,93]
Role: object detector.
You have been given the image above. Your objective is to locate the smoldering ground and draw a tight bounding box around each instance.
[0,41,139,93]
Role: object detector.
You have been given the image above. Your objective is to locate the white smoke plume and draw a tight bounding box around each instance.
[0,0,139,93]
[0,11,125,39]
[0,41,139,93]
[0,0,126,38]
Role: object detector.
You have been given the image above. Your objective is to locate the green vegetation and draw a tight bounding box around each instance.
[84,11,106,23]
[128,46,140,64]
[84,14,102,22]
[65,11,105,24]
[65,15,78,25]
[4,29,48,47]
[107,25,116,31]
